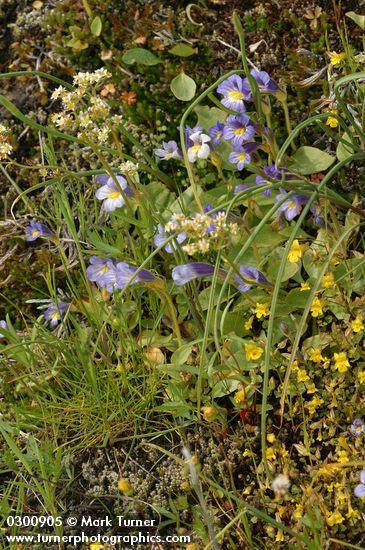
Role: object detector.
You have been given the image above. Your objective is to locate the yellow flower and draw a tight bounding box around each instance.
[275,529,284,542]
[326,115,338,128]
[266,447,276,460]
[300,281,311,291]
[242,449,255,458]
[288,239,306,263]
[254,302,270,319]
[118,477,133,494]
[322,273,335,288]
[307,395,324,414]
[234,389,246,404]
[337,450,349,464]
[297,369,309,383]
[306,383,317,394]
[329,51,346,66]
[245,343,264,360]
[358,371,365,384]
[333,352,350,373]
[352,316,364,333]
[267,433,276,443]
[311,296,323,317]
[244,316,253,330]
[326,512,345,526]
[322,356,330,369]
[310,348,323,363]
[292,360,299,371]
[293,504,303,521]
[90,545,104,550]
[346,507,361,519]
[201,406,217,421]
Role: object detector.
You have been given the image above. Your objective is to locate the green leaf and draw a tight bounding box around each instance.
[169,44,197,57]
[122,48,161,66]
[90,15,102,37]
[170,72,196,101]
[346,11,365,31]
[194,104,226,128]
[336,132,354,162]
[66,37,89,51]
[289,146,335,175]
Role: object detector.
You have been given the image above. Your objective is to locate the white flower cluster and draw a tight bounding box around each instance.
[119,161,139,176]
[0,123,13,159]
[50,69,117,144]
[167,211,239,256]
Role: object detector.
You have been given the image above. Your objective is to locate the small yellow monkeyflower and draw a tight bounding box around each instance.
[300,281,311,291]
[292,359,299,371]
[306,383,317,394]
[358,371,365,384]
[267,433,276,443]
[242,449,255,458]
[89,545,105,550]
[254,302,270,319]
[326,115,338,128]
[310,348,323,363]
[333,352,350,373]
[266,447,276,460]
[297,369,310,383]
[329,51,346,66]
[352,316,364,333]
[337,450,349,464]
[326,512,345,526]
[310,296,323,317]
[288,239,306,263]
[293,504,303,521]
[234,389,246,404]
[307,395,324,414]
[322,273,335,288]
[244,316,253,330]
[118,477,133,495]
[346,507,361,519]
[245,343,264,360]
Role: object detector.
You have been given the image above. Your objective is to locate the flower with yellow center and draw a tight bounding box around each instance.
[307,395,324,414]
[297,369,309,383]
[310,296,323,317]
[244,316,253,330]
[326,512,345,526]
[310,348,323,363]
[306,383,317,394]
[288,239,306,263]
[245,343,264,360]
[358,371,365,384]
[322,273,335,288]
[326,115,338,128]
[329,51,346,66]
[118,477,133,495]
[333,352,350,373]
[300,281,311,291]
[352,316,364,333]
[254,302,270,319]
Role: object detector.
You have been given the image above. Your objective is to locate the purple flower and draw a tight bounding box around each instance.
[86,256,116,289]
[350,418,365,437]
[114,262,155,290]
[44,302,68,327]
[25,220,52,242]
[234,184,251,194]
[95,174,133,212]
[155,140,182,161]
[354,470,365,498]
[234,266,269,292]
[246,69,280,94]
[187,130,211,163]
[172,263,217,286]
[216,74,252,112]
[229,142,258,170]
[310,203,325,227]
[209,122,225,146]
[255,164,291,197]
[223,114,255,147]
[154,223,187,253]
[275,188,309,221]
[182,126,204,147]
[0,320,8,338]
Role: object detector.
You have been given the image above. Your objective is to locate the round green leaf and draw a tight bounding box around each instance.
[289,146,335,175]
[122,48,161,66]
[170,72,196,101]
[169,44,197,57]
[90,16,102,37]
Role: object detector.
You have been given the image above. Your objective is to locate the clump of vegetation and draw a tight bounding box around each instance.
[1,3,365,549]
